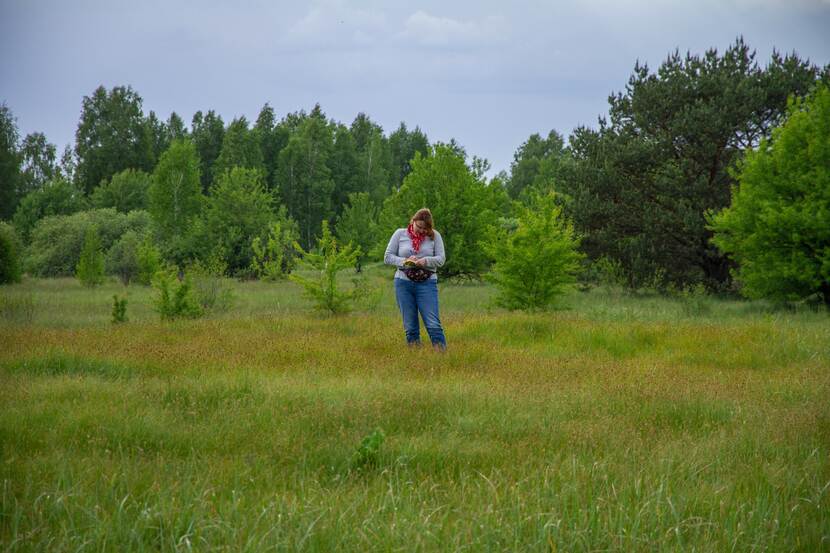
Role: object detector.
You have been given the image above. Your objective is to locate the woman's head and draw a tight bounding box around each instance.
[410,208,435,238]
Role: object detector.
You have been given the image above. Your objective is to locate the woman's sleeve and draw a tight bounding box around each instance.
[423,232,446,269]
[384,230,405,267]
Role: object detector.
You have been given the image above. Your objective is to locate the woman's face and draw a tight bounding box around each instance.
[412,220,428,235]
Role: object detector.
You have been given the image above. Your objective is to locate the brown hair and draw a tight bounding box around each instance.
[410,208,435,239]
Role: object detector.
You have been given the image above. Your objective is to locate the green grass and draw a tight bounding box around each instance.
[1,269,828,551]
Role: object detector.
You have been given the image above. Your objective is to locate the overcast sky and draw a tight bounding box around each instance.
[2,0,829,176]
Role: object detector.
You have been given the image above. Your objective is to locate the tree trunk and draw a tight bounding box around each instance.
[821,282,830,309]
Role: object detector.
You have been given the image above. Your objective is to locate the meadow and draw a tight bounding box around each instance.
[1,268,828,552]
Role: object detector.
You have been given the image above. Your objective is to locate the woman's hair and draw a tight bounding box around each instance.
[410,208,435,239]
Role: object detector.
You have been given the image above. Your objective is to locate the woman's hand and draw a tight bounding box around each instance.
[414,257,427,267]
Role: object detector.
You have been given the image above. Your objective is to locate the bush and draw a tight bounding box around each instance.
[12,177,87,243]
[484,194,583,310]
[136,236,162,285]
[250,208,300,281]
[290,221,363,314]
[106,230,143,285]
[25,208,150,278]
[111,295,127,323]
[76,226,105,287]
[0,222,22,284]
[151,268,202,321]
[197,167,276,276]
[709,85,830,307]
[187,254,235,313]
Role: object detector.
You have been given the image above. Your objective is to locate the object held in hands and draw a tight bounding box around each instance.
[403,259,431,282]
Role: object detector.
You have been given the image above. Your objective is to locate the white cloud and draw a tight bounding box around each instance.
[285,3,387,47]
[399,10,508,47]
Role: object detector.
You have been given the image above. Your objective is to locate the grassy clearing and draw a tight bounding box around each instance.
[1,269,828,551]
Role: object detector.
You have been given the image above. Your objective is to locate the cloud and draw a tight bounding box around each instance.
[399,10,508,47]
[285,3,387,48]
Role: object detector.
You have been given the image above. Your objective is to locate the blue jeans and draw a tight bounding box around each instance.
[394,278,447,349]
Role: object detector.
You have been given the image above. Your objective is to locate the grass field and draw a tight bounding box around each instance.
[1,268,829,551]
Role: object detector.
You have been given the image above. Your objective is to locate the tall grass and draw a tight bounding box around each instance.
[1,270,828,551]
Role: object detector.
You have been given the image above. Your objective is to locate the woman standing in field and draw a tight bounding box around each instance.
[384,208,447,351]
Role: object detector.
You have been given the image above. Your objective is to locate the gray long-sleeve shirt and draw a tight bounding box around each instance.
[384,228,446,280]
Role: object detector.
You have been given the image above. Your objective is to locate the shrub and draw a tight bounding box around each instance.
[111,295,127,323]
[290,221,363,314]
[350,428,385,472]
[76,226,105,287]
[0,222,22,284]
[151,268,202,321]
[709,85,830,307]
[187,254,235,313]
[250,208,300,281]
[25,208,150,278]
[12,177,87,243]
[106,230,142,285]
[136,236,162,285]
[484,193,583,310]
[198,167,276,275]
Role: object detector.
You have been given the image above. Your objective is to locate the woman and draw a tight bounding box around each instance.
[384,208,447,351]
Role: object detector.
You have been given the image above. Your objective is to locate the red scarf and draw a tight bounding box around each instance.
[407,223,425,253]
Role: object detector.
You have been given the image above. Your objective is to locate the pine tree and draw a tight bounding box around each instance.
[289,221,362,314]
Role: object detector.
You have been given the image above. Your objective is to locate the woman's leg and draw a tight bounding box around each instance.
[394,278,421,345]
[416,279,446,350]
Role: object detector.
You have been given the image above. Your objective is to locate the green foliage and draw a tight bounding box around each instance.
[136,236,162,286]
[350,113,394,206]
[350,428,385,472]
[709,85,830,306]
[12,177,88,243]
[336,192,379,270]
[25,208,149,278]
[187,254,235,313]
[18,132,59,199]
[191,110,225,193]
[0,103,23,220]
[562,38,822,290]
[149,139,203,265]
[250,208,300,281]
[506,130,570,201]
[197,167,275,275]
[289,221,363,314]
[106,230,143,285]
[74,85,155,194]
[389,122,430,190]
[111,294,127,323]
[276,105,336,250]
[484,194,584,310]
[151,268,202,320]
[0,222,22,284]
[212,116,264,179]
[254,104,290,193]
[76,226,105,287]
[379,144,509,278]
[90,168,151,213]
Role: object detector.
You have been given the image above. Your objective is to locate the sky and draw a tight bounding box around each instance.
[2,0,829,177]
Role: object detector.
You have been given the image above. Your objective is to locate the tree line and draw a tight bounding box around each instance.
[1,37,829,307]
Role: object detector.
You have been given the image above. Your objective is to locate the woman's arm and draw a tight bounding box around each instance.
[421,231,446,269]
[384,229,406,267]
